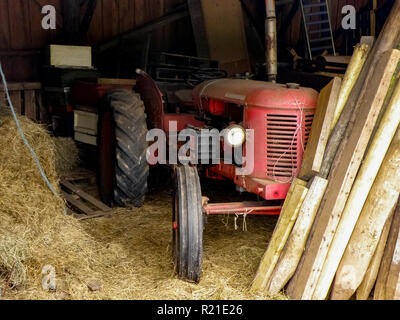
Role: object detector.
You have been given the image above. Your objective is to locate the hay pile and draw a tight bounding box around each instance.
[0,109,285,300]
[53,137,79,176]
[0,109,106,297]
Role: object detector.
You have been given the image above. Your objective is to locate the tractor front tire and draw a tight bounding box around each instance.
[98,89,149,208]
[173,165,204,283]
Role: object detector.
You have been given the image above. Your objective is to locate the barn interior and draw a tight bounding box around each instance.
[0,0,399,301]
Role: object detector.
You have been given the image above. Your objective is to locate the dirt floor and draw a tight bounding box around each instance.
[5,168,284,300]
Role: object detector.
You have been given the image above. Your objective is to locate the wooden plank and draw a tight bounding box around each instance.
[62,0,80,42]
[0,82,41,91]
[98,78,136,86]
[62,170,96,182]
[382,203,400,300]
[49,45,92,68]
[119,0,134,33]
[8,91,22,115]
[286,49,400,300]
[36,91,49,122]
[188,0,250,75]
[28,0,48,48]
[331,43,371,132]
[98,5,188,52]
[8,0,31,50]
[87,0,103,44]
[61,191,94,215]
[357,212,394,300]
[374,201,400,300]
[0,92,5,108]
[102,0,119,39]
[299,78,342,180]
[266,176,328,296]
[134,0,147,26]
[319,0,400,179]
[0,0,10,50]
[315,78,400,300]
[331,190,399,300]
[251,179,308,292]
[24,90,37,120]
[360,36,375,47]
[76,210,113,220]
[370,0,377,37]
[61,180,111,212]
[188,0,210,58]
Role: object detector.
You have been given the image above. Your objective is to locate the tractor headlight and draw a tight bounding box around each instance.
[225,125,246,147]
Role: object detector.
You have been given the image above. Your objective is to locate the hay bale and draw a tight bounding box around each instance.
[0,110,102,293]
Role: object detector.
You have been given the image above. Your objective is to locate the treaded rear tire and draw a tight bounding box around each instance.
[98,89,149,208]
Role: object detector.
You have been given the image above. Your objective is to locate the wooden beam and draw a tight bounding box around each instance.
[61,180,111,212]
[319,0,400,179]
[0,82,41,91]
[80,0,98,37]
[251,179,308,292]
[371,0,377,37]
[386,218,400,300]
[62,191,93,215]
[286,49,400,300]
[188,0,210,58]
[299,78,341,180]
[0,50,41,57]
[357,212,394,300]
[62,0,81,44]
[314,77,400,300]
[331,43,371,132]
[332,129,400,300]
[266,176,328,296]
[374,201,400,300]
[187,0,250,75]
[97,5,189,53]
[24,90,37,121]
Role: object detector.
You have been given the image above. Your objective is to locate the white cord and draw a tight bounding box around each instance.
[0,62,63,204]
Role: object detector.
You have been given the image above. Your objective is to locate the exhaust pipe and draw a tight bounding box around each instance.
[265,0,277,82]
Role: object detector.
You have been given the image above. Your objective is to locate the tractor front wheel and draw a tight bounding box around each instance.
[173,165,204,283]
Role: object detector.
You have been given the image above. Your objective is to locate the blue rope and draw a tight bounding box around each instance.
[0,62,61,199]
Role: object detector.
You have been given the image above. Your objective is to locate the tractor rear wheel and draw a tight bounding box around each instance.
[98,89,149,208]
[173,165,203,283]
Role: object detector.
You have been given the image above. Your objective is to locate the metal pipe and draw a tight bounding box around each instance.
[265,0,278,82]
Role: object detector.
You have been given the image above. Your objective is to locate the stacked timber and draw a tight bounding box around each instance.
[251,0,400,300]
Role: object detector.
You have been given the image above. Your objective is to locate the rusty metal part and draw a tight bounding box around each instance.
[203,201,282,216]
[265,0,277,82]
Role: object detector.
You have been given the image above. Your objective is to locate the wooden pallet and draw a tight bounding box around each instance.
[61,179,112,220]
[61,170,97,184]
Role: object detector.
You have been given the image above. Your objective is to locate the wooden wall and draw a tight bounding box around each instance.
[0,0,193,81]
[0,0,394,81]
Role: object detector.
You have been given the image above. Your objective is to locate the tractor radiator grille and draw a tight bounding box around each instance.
[266,113,313,181]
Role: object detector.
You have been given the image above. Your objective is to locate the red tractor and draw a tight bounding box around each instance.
[135,71,318,282]
[70,0,318,283]
[70,69,317,283]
